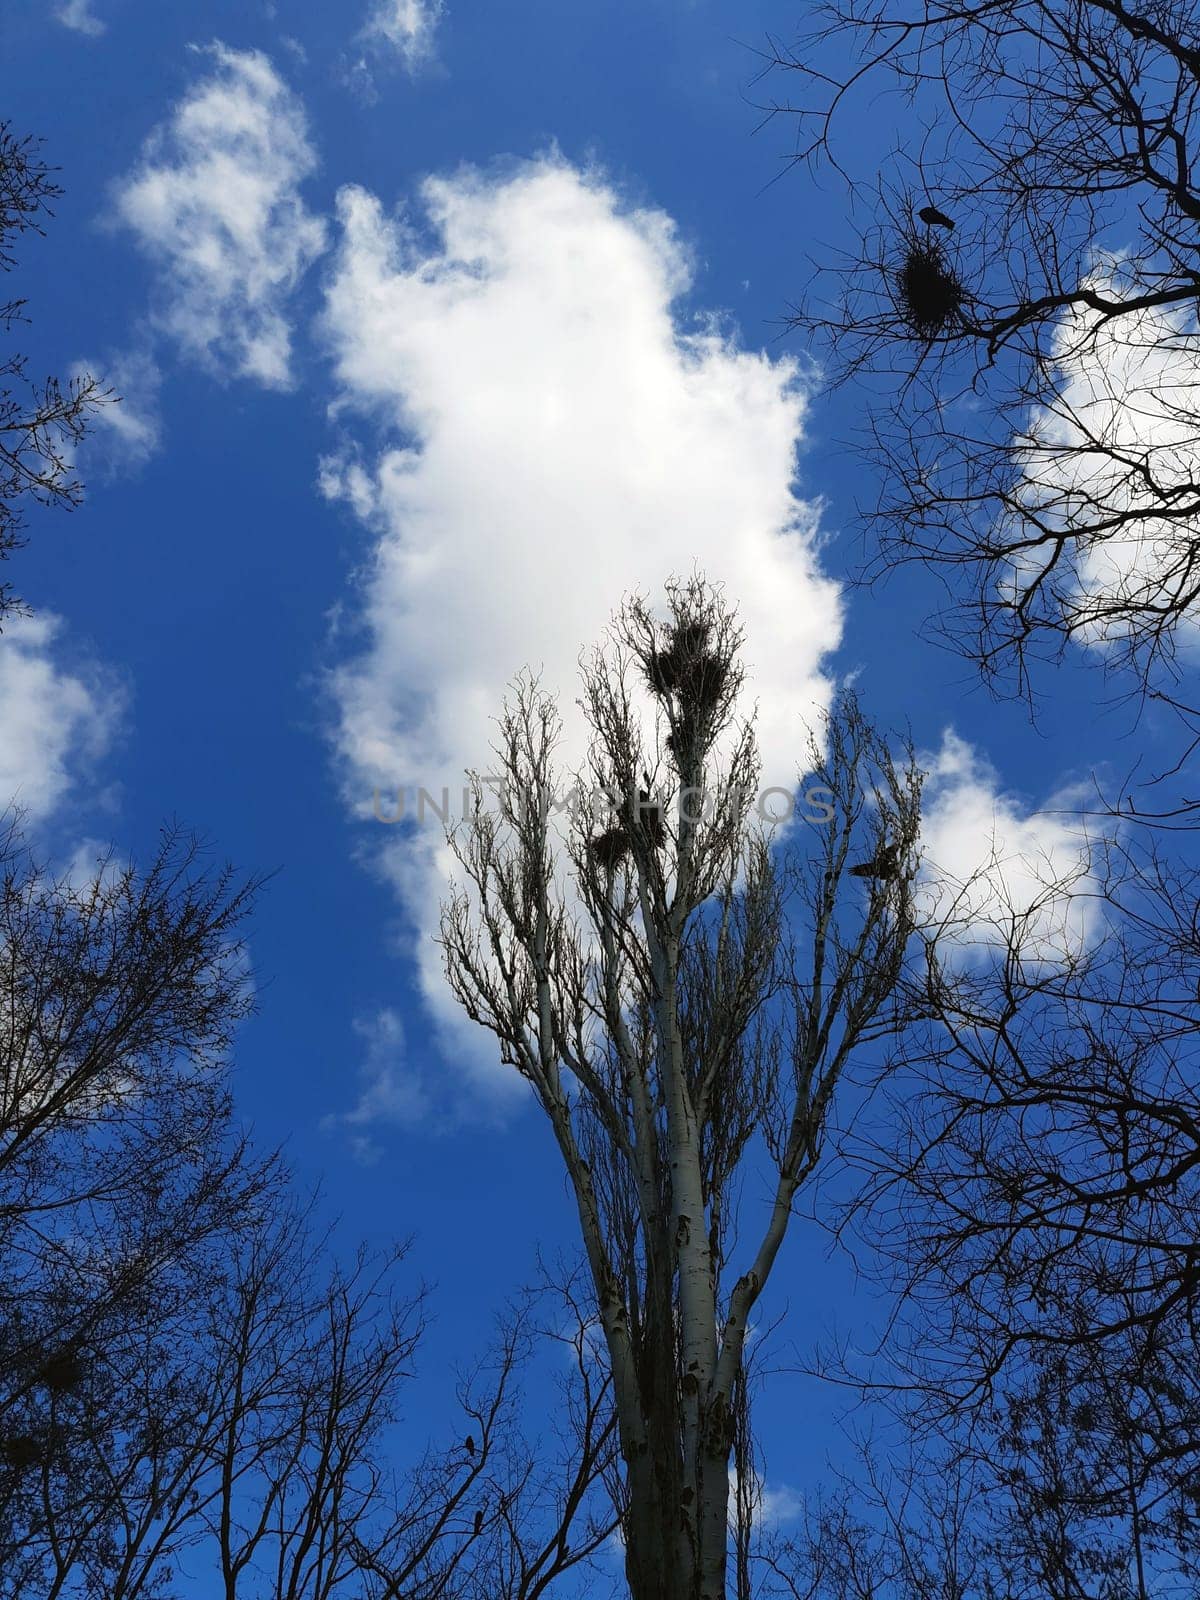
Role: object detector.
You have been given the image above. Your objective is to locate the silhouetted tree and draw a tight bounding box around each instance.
[807,827,1200,1551]
[0,829,619,1600]
[762,1349,1200,1600]
[757,13,1200,1558]
[0,123,110,624]
[0,827,272,1591]
[764,0,1200,711]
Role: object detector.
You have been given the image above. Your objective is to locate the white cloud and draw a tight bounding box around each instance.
[321,1009,439,1159]
[72,347,162,471]
[604,1463,801,1564]
[1009,274,1200,651]
[728,1464,804,1530]
[362,0,445,71]
[112,43,326,389]
[918,730,1101,965]
[319,156,843,1090]
[55,0,105,36]
[57,838,126,895]
[0,615,122,825]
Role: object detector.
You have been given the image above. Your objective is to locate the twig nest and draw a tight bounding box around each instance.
[588,827,630,871]
[896,240,964,337]
[644,620,728,716]
[1,1435,41,1469]
[687,655,728,716]
[38,1350,86,1392]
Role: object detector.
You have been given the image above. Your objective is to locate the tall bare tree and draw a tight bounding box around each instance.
[763,0,1200,713]
[756,11,1200,1560]
[796,823,1200,1570]
[1,123,109,624]
[439,577,922,1600]
[0,827,272,1593]
[0,828,619,1600]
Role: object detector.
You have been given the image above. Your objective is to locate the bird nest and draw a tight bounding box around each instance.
[896,241,963,337]
[38,1350,85,1392]
[588,787,666,870]
[1,1434,41,1469]
[588,826,630,871]
[645,621,728,716]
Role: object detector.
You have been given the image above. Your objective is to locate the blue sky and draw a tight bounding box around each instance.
[2,0,1166,1539]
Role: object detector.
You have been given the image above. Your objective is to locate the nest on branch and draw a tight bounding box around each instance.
[644,620,728,717]
[0,1435,41,1469]
[588,827,630,871]
[38,1349,86,1393]
[896,240,964,337]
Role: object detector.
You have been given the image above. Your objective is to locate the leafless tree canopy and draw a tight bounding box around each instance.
[763,0,1200,702]
[0,123,110,624]
[755,20,1200,1542]
[781,821,1200,1600]
[0,830,617,1599]
[762,1408,1200,1600]
[440,577,922,1600]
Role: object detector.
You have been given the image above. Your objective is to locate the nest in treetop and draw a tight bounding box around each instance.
[0,1435,40,1470]
[38,1350,86,1393]
[588,827,630,871]
[644,620,728,716]
[896,240,964,337]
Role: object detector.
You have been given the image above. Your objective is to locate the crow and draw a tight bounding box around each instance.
[474,1509,485,1537]
[848,843,900,880]
[917,204,955,230]
[637,776,666,846]
[464,1434,476,1457]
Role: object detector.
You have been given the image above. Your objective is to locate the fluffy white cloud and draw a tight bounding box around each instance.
[319,156,843,1088]
[0,615,122,825]
[72,347,162,471]
[321,1008,463,1161]
[362,0,445,71]
[112,43,326,388]
[1009,276,1200,651]
[55,0,104,36]
[727,1464,804,1531]
[58,838,125,895]
[918,730,1100,965]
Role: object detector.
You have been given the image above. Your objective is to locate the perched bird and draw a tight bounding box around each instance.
[917,204,955,230]
[636,776,666,847]
[464,1435,476,1457]
[473,1509,485,1537]
[848,843,900,880]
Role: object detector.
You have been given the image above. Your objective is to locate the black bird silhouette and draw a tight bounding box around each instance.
[848,843,900,880]
[473,1509,485,1536]
[464,1434,476,1457]
[636,775,666,846]
[917,204,954,230]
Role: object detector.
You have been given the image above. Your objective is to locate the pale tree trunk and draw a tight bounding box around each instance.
[441,577,921,1600]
